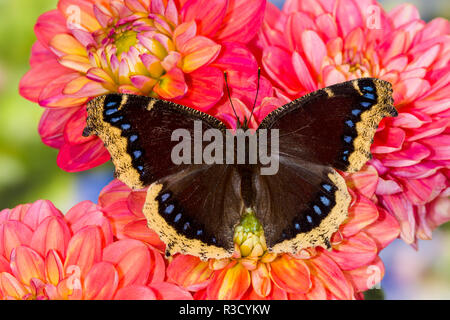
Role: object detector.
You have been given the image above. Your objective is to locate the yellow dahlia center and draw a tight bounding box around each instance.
[234,209,267,258]
[114,29,138,55]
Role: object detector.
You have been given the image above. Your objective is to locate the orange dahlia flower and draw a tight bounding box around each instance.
[0,199,191,300]
[99,167,399,299]
[257,0,450,245]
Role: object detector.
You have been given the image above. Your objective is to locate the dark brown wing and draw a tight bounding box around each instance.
[258,78,397,173]
[84,93,226,189]
[84,94,240,260]
[254,78,396,253]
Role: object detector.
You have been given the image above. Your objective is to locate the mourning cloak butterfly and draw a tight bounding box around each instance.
[84,78,397,260]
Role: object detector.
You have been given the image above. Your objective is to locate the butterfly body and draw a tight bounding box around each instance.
[84,78,397,260]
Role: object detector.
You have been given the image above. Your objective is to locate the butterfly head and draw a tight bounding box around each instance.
[224,68,261,131]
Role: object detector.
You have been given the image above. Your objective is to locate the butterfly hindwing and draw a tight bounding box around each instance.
[253,157,350,253]
[144,164,242,260]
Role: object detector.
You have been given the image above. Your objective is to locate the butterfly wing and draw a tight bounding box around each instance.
[84,94,239,259]
[259,78,397,172]
[255,78,396,253]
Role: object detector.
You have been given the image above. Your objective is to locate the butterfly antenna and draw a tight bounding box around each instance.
[247,67,261,127]
[224,71,241,126]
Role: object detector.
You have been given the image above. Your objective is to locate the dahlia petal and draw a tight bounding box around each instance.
[93,5,112,28]
[215,0,266,43]
[251,263,271,297]
[102,239,151,287]
[391,160,447,180]
[34,10,69,49]
[390,112,428,128]
[262,46,302,95]
[58,0,102,32]
[56,138,110,172]
[39,73,88,108]
[380,31,409,64]
[380,193,414,243]
[114,285,156,300]
[38,107,79,148]
[50,34,87,57]
[407,118,448,141]
[344,165,379,198]
[150,282,193,300]
[344,257,385,293]
[44,250,64,286]
[181,0,228,37]
[173,21,197,52]
[0,256,10,273]
[301,30,326,76]
[388,4,420,28]
[366,207,401,249]
[0,221,33,260]
[127,190,146,218]
[376,177,403,195]
[325,232,378,271]
[99,180,131,208]
[176,66,223,110]
[269,255,311,293]
[153,67,188,99]
[395,78,430,103]
[286,12,316,52]
[305,277,327,300]
[380,142,430,167]
[167,255,213,291]
[64,226,103,279]
[409,44,441,69]
[207,262,250,300]
[65,201,114,246]
[161,52,182,72]
[165,0,179,25]
[30,217,71,258]
[10,247,45,286]
[59,55,92,73]
[22,199,63,230]
[340,194,379,238]
[403,173,447,205]
[0,272,28,300]
[292,51,317,92]
[372,127,406,153]
[421,135,450,160]
[55,271,82,300]
[426,189,450,230]
[315,13,338,40]
[123,219,165,252]
[283,0,326,16]
[181,36,221,73]
[336,0,363,35]
[309,253,354,300]
[210,42,258,88]
[83,262,119,300]
[322,65,347,87]
[147,247,166,284]
[19,59,73,103]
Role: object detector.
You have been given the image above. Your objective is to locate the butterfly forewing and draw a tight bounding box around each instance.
[255,78,396,253]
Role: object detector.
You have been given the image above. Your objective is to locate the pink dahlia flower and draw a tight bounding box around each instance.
[257,0,450,245]
[0,199,191,300]
[20,0,266,172]
[99,172,399,300]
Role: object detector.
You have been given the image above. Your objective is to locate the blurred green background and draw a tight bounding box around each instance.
[0,0,448,299]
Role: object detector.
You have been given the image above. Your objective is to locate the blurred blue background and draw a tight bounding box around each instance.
[0,0,448,299]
